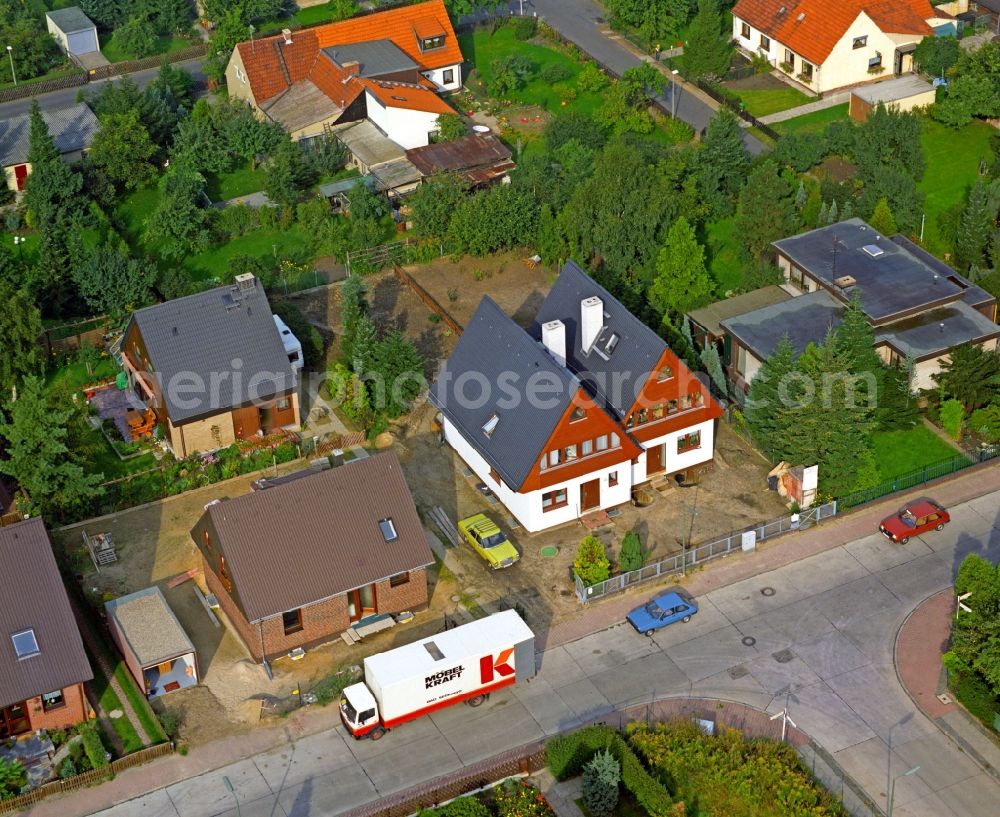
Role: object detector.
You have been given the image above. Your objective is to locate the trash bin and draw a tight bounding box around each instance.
[115,371,128,390]
[768,475,779,491]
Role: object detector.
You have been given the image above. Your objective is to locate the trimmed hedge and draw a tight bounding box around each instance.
[610,735,674,817]
[951,671,1000,729]
[417,794,492,817]
[79,724,109,770]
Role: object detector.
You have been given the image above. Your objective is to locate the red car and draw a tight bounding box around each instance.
[879,500,950,544]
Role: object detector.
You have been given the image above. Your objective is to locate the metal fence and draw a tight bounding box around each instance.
[838,444,1000,509]
[695,79,783,140]
[575,501,839,602]
[799,743,884,817]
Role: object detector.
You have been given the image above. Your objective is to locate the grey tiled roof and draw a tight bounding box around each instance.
[105,587,195,669]
[429,296,577,489]
[0,519,92,709]
[323,40,417,78]
[45,6,95,33]
[0,103,99,167]
[126,278,294,424]
[721,290,845,360]
[532,261,667,420]
[193,452,433,623]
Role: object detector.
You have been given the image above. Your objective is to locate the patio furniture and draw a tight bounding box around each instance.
[126,408,156,440]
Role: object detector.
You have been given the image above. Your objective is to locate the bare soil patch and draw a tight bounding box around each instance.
[816,156,858,183]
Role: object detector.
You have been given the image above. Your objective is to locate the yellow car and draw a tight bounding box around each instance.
[457,514,520,569]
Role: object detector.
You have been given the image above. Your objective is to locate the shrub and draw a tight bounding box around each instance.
[582,749,620,817]
[774,132,826,172]
[79,724,109,770]
[577,62,609,93]
[619,531,644,572]
[48,728,68,748]
[0,757,25,799]
[217,204,259,238]
[541,63,573,84]
[494,779,555,817]
[822,119,855,156]
[574,535,611,586]
[941,398,965,440]
[59,757,76,780]
[417,793,492,817]
[546,725,616,780]
[158,711,179,740]
[951,670,1000,728]
[513,16,538,40]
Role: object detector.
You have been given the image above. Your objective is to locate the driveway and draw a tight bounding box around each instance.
[69,483,1000,817]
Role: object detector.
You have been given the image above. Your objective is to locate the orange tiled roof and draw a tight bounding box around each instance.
[362,79,455,115]
[733,0,936,65]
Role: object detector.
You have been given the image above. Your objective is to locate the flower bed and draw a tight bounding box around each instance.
[417,779,555,817]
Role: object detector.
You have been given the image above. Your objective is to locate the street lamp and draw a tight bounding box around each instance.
[887,765,920,817]
[6,46,15,86]
[222,776,241,817]
[13,235,25,263]
[670,69,680,118]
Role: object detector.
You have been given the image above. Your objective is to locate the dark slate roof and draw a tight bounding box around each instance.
[720,290,845,360]
[127,278,294,424]
[45,6,95,33]
[773,218,964,325]
[195,452,433,622]
[105,587,195,669]
[874,301,1000,361]
[323,40,417,78]
[532,261,667,420]
[0,103,99,167]
[429,296,577,489]
[0,519,92,709]
[687,285,792,338]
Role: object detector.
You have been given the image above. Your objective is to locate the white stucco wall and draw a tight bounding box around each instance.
[441,417,633,533]
[422,63,462,92]
[632,419,716,484]
[364,91,440,150]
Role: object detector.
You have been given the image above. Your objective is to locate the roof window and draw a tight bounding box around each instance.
[861,244,884,258]
[420,35,445,52]
[11,629,39,659]
[482,413,499,438]
[379,518,398,542]
[796,12,805,22]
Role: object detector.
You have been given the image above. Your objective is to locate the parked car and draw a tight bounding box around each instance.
[879,500,950,544]
[627,590,698,636]
[457,513,520,569]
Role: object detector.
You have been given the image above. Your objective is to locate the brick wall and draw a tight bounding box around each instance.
[373,568,429,617]
[26,682,89,732]
[204,555,264,660]
[258,594,351,660]
[107,613,150,694]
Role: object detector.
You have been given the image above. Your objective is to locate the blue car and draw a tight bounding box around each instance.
[627,591,698,636]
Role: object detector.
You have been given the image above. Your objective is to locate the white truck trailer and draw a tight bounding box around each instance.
[340,609,535,740]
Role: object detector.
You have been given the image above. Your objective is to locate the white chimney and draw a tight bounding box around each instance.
[581,296,604,352]
[281,28,293,45]
[541,319,566,367]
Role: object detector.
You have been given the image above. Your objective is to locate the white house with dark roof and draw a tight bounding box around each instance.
[719,219,999,394]
[0,102,99,192]
[430,262,723,533]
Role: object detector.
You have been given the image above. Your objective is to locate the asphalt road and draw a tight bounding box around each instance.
[89,490,1000,817]
[0,59,207,119]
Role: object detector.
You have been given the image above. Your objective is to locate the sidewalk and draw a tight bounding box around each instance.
[758,90,850,125]
[896,589,1000,781]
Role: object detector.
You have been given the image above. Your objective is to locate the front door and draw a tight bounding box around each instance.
[580,478,601,512]
[13,164,28,191]
[646,443,666,475]
[348,584,378,623]
[0,702,30,739]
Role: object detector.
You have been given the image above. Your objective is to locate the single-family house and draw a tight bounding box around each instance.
[719,218,999,394]
[0,103,99,192]
[0,518,92,739]
[45,8,99,59]
[119,274,302,457]
[105,587,198,699]
[190,452,433,663]
[225,0,460,149]
[732,0,955,93]
[430,261,724,533]
[970,0,1000,32]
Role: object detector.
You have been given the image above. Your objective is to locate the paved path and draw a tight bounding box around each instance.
[758,91,851,125]
[29,463,1000,817]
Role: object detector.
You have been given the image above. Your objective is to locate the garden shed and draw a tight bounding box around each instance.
[849,76,936,122]
[105,586,198,699]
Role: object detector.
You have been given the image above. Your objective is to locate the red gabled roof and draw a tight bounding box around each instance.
[733,0,936,65]
[362,79,455,114]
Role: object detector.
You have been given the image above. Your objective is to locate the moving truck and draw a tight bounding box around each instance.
[340,609,535,740]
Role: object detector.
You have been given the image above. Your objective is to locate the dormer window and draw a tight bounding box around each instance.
[421,35,445,51]
[571,407,586,422]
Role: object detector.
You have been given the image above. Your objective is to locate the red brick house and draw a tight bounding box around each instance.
[190,452,433,664]
[0,519,92,738]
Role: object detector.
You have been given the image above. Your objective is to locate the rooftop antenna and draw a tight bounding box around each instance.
[831,234,839,279]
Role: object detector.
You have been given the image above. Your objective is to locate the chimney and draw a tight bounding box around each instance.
[580,296,604,353]
[341,60,361,75]
[234,272,257,292]
[541,320,566,367]
[281,28,293,45]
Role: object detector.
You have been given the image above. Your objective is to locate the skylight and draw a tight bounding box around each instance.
[11,629,39,659]
[861,244,884,258]
[378,518,398,542]
[482,414,499,438]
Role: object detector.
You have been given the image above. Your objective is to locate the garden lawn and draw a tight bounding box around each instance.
[705,216,743,295]
[871,425,964,482]
[773,103,849,136]
[183,222,314,279]
[917,117,995,258]
[459,26,606,118]
[98,33,192,65]
[45,358,117,392]
[727,85,812,117]
[83,424,158,481]
[205,161,268,202]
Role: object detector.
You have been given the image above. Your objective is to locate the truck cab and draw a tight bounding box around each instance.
[340,683,382,739]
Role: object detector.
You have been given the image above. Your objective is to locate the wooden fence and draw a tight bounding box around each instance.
[393,265,464,335]
[0,742,174,814]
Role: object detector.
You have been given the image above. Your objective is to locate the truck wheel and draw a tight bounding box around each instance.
[899,537,909,545]
[468,694,487,707]
[682,615,691,623]
[369,727,386,741]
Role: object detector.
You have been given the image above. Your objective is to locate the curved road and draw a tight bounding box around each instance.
[68,486,1000,817]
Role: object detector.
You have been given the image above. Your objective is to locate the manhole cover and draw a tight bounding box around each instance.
[728,665,749,680]
[109,709,123,719]
[540,546,559,558]
[772,649,795,664]
[741,636,757,647]
[760,586,776,597]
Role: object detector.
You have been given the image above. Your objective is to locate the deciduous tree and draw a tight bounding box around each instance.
[90,109,157,191]
[71,246,156,319]
[263,137,313,210]
[409,173,465,240]
[144,162,212,259]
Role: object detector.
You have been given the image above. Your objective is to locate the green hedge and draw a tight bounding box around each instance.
[610,735,674,817]
[417,794,492,817]
[546,725,616,780]
[951,671,1000,729]
[79,724,109,770]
